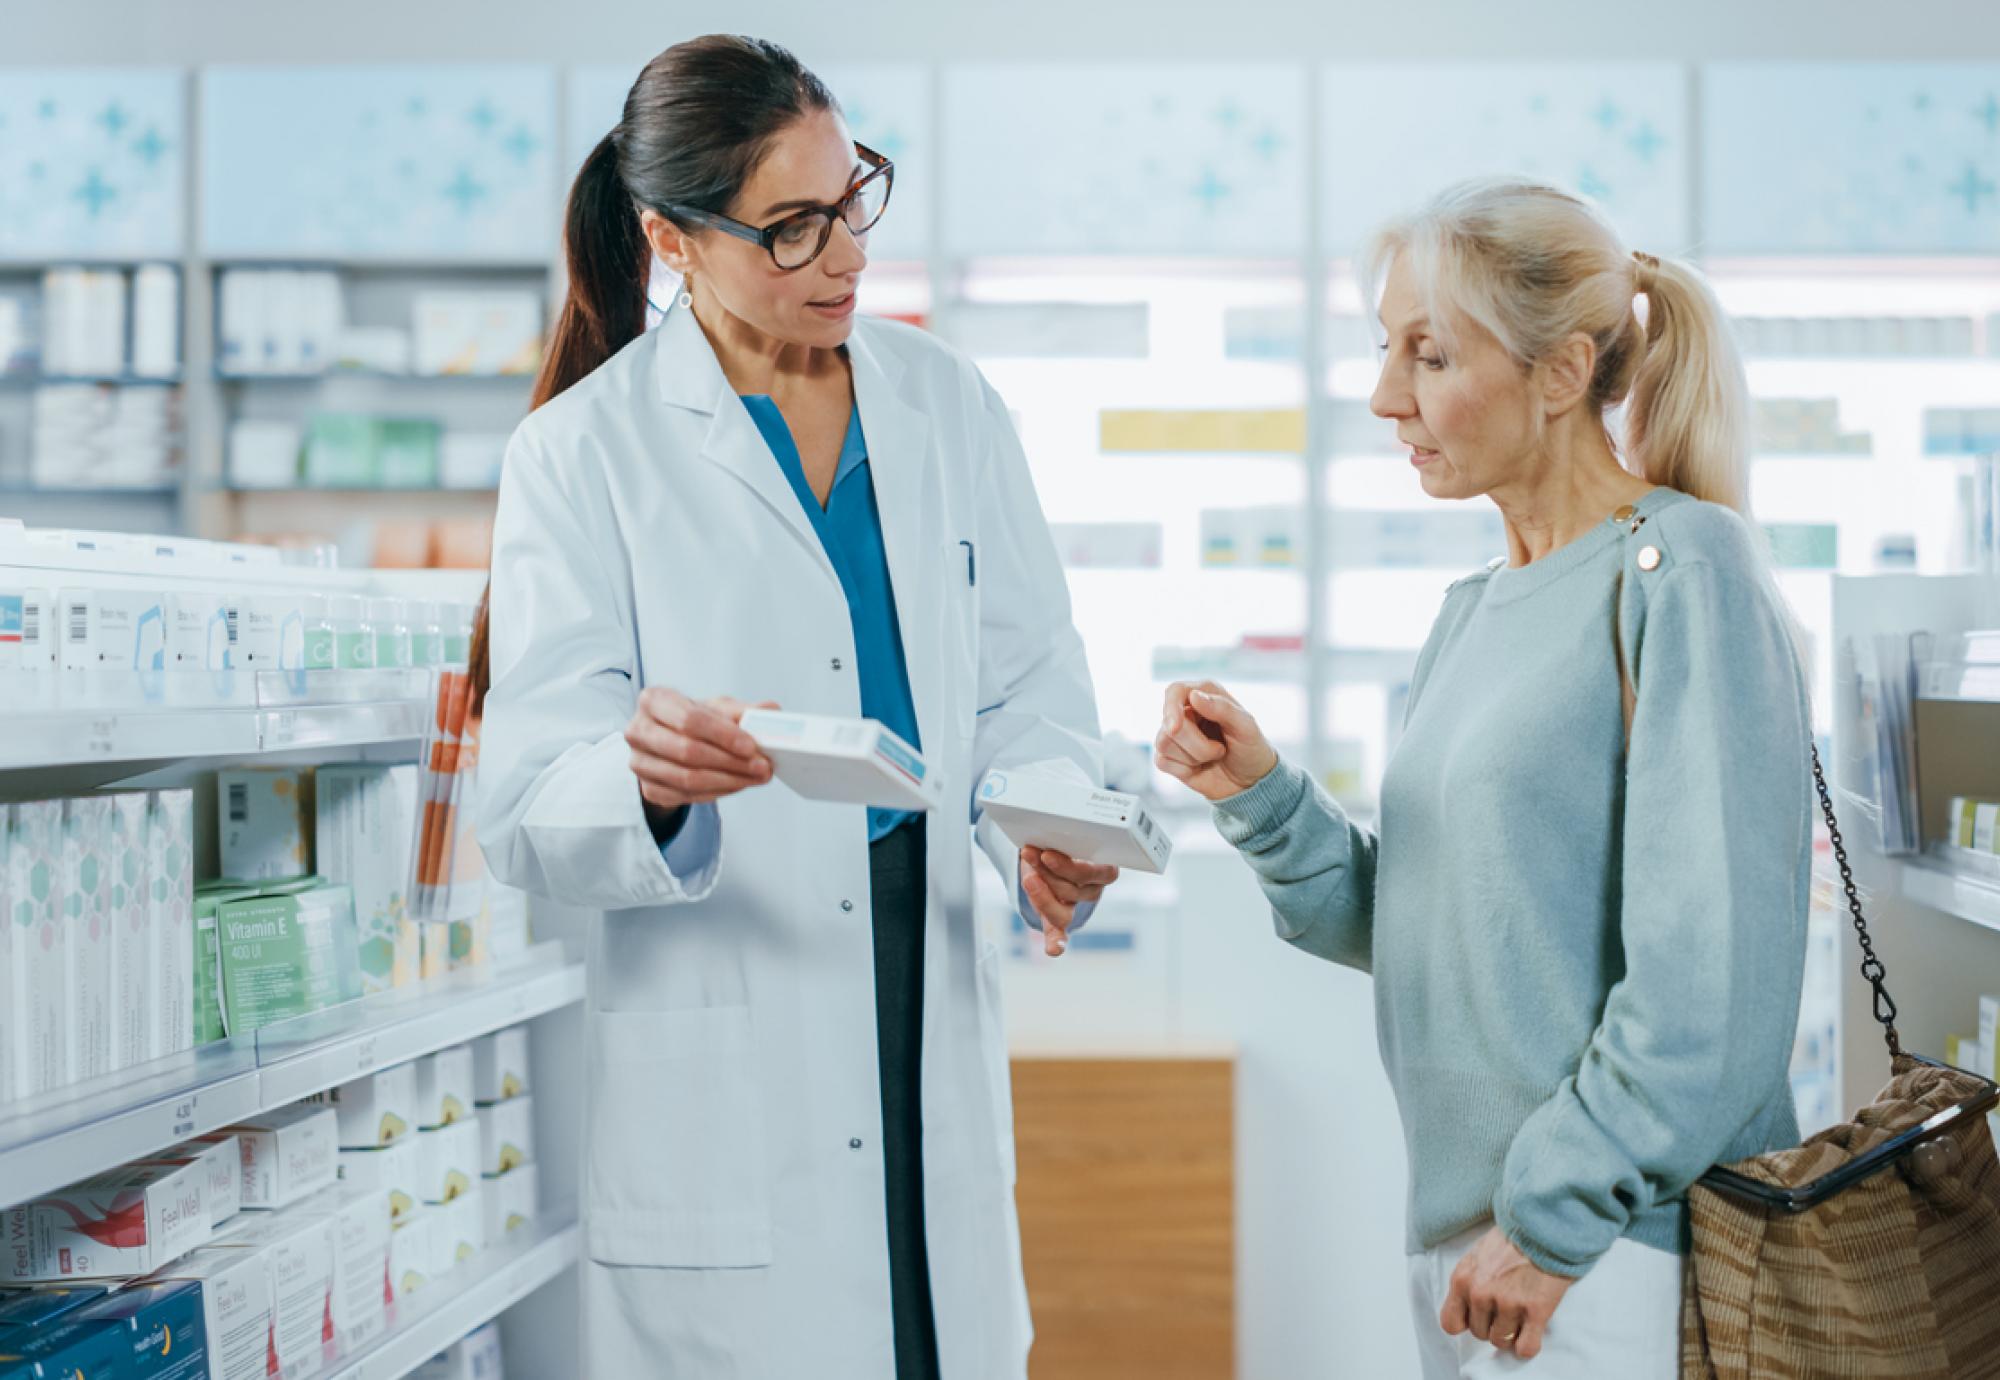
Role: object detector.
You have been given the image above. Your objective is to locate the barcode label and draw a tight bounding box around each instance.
[23,603,39,644]
[68,603,89,644]
[1136,811,1155,841]
[228,783,248,823]
[225,606,240,644]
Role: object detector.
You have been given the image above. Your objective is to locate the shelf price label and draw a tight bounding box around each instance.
[169,1093,199,1139]
[85,717,118,756]
[354,1036,379,1075]
[268,710,297,750]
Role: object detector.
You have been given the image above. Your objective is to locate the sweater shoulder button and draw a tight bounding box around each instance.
[1637,544,1663,572]
[1611,504,1637,524]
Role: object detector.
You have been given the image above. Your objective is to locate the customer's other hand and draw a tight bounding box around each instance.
[1439,1227,1577,1360]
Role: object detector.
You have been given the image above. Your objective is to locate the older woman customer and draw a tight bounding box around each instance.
[1157,179,1812,1378]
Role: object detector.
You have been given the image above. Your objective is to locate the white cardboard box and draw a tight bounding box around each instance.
[481,1162,537,1245]
[297,1186,390,1356]
[218,1103,339,1209]
[314,764,420,994]
[433,1183,486,1272]
[217,767,313,882]
[312,1061,419,1148]
[739,709,941,812]
[62,794,118,1081]
[207,1206,338,1379]
[139,1136,243,1229]
[336,1137,422,1230]
[147,789,196,1060]
[472,1025,530,1106]
[387,1208,435,1301]
[4,799,68,1098]
[109,792,155,1071]
[2,1159,211,1281]
[414,1044,475,1130]
[417,1117,481,1205]
[415,1319,504,1380]
[976,769,1173,874]
[478,1096,535,1179]
[145,1245,276,1380]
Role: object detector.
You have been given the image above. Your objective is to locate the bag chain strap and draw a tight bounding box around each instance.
[1810,744,1902,1058]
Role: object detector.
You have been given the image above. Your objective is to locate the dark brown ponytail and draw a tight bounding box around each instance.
[471,34,839,717]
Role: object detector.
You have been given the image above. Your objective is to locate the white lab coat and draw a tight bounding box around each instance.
[477,302,1104,1379]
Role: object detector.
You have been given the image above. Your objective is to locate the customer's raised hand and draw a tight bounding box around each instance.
[1154,681,1279,802]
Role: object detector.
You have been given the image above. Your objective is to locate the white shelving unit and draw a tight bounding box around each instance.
[324,1216,581,1380]
[1898,856,2000,936]
[0,547,585,1379]
[0,948,582,1207]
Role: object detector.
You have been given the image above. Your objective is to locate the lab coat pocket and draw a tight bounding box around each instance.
[975,941,1019,1187]
[940,540,980,685]
[585,1005,774,1269]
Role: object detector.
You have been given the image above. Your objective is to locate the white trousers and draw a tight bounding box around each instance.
[1405,1225,1681,1379]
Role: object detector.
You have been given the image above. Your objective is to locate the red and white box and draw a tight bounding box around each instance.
[2,1160,210,1281]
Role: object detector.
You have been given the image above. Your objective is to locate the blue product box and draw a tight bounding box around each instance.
[0,1287,110,1332]
[68,1281,209,1380]
[0,1317,127,1378]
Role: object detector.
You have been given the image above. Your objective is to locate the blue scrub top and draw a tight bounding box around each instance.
[741,393,923,843]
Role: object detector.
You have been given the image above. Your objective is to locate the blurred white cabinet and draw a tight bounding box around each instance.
[1704,63,2000,254]
[202,65,557,263]
[1319,62,1691,255]
[0,68,186,261]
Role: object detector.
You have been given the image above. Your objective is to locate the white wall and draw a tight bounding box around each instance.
[8,0,2000,65]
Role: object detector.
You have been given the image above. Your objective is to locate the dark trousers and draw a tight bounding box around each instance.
[870,819,942,1380]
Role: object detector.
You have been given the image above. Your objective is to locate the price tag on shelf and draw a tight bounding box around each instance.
[85,716,118,756]
[267,710,298,750]
[169,1092,200,1140]
[354,1035,379,1076]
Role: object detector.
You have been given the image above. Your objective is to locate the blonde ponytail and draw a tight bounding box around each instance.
[1624,251,1751,515]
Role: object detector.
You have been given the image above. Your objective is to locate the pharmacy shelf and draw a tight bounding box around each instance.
[258,950,586,1106]
[325,1215,580,1380]
[0,484,180,497]
[1899,857,2000,936]
[0,671,434,772]
[0,373,183,387]
[0,951,585,1207]
[217,370,531,385]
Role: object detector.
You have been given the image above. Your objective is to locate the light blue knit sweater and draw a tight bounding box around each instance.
[1214,486,1813,1276]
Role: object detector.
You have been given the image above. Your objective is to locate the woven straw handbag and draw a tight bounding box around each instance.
[1679,748,2000,1379]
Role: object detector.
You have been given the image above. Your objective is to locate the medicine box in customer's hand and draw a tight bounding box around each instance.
[738,710,941,813]
[977,770,1174,874]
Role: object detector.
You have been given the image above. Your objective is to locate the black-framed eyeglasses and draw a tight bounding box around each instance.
[667,143,893,272]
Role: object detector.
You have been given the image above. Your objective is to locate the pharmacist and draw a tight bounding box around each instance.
[475,36,1117,1380]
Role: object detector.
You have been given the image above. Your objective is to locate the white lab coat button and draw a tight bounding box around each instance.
[830,656,844,671]
[850,1137,864,1150]
[1637,544,1662,571]
[840,899,854,913]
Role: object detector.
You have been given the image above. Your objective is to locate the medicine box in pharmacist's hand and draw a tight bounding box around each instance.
[2,1160,210,1282]
[311,1062,418,1148]
[415,1044,475,1129]
[139,1136,243,1228]
[976,768,1173,874]
[337,1137,422,1230]
[473,1025,530,1105]
[739,709,942,812]
[215,1103,338,1209]
[144,1246,273,1380]
[479,1096,535,1178]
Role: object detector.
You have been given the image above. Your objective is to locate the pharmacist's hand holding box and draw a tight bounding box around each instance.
[972,758,1132,957]
[625,687,777,817]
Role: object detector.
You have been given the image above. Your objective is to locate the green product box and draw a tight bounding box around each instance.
[192,887,258,1043]
[376,419,442,489]
[303,414,381,489]
[217,883,361,1036]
